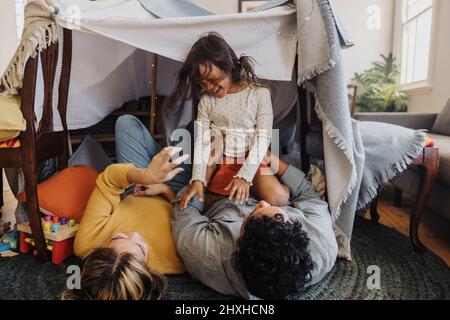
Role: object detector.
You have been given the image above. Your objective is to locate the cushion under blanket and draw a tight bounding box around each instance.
[0,96,26,142]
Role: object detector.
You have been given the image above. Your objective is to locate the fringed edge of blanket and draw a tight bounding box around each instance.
[0,23,58,97]
[297,59,337,85]
[298,0,357,221]
[308,85,358,221]
[355,130,427,211]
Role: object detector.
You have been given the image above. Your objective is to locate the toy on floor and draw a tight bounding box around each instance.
[0,231,19,253]
[0,211,12,236]
[17,215,78,264]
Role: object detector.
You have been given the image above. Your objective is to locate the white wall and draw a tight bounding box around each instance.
[330,0,395,83]
[0,0,18,75]
[1,0,17,191]
[406,0,450,113]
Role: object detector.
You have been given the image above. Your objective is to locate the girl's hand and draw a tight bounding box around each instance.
[225,177,250,203]
[143,147,189,185]
[179,181,204,209]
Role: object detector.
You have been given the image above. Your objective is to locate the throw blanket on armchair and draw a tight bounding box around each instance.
[296,0,425,258]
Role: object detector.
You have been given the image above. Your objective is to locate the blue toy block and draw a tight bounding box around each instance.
[0,242,12,252]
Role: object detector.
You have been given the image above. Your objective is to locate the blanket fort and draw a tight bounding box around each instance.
[40,0,298,130]
[0,0,426,259]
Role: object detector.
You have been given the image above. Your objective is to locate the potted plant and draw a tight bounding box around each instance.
[352,53,408,113]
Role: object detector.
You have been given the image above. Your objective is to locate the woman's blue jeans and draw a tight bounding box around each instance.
[115,115,193,195]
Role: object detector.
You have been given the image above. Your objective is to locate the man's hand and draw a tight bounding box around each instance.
[225,177,250,203]
[179,180,204,209]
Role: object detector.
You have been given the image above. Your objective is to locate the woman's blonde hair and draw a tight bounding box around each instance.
[61,248,166,300]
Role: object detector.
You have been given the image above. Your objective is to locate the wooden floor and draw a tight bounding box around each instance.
[2,186,450,266]
[364,200,450,266]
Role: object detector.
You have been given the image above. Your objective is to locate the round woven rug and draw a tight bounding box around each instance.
[1,216,449,300]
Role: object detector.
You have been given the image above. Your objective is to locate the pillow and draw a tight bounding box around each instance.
[0,138,20,149]
[0,96,26,142]
[310,164,326,200]
[17,166,98,222]
[69,135,113,173]
[432,98,450,135]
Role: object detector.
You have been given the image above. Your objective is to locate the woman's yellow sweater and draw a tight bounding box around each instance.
[74,164,185,274]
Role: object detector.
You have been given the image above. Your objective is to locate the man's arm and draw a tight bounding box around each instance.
[171,190,236,293]
[267,152,330,219]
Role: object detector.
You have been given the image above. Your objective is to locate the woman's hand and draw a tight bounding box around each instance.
[144,147,189,184]
[179,181,204,209]
[134,184,167,197]
[225,177,250,203]
[127,147,189,186]
[134,183,176,202]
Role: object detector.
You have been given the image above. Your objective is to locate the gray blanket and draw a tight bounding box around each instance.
[295,0,425,258]
[161,0,425,259]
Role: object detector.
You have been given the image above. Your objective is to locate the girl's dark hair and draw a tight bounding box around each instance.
[164,32,265,114]
[60,247,166,300]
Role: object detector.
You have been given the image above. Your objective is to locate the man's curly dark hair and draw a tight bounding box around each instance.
[234,216,313,299]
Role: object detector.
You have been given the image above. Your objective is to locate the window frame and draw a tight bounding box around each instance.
[15,0,27,41]
[393,0,439,94]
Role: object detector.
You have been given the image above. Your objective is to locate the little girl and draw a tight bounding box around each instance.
[166,32,289,209]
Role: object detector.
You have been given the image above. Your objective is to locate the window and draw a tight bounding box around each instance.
[15,0,27,40]
[396,0,436,89]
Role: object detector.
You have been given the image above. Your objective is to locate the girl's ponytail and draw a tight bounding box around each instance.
[233,55,263,87]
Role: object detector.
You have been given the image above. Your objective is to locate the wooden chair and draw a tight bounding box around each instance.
[347,84,358,117]
[0,29,72,260]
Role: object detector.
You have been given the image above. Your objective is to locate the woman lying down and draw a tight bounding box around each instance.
[61,146,189,300]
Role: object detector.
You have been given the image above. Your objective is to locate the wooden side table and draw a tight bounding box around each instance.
[370,147,440,252]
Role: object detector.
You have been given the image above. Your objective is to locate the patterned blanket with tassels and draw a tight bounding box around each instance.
[295,0,425,259]
[0,0,58,96]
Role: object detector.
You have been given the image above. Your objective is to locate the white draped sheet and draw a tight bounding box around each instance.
[36,0,298,130]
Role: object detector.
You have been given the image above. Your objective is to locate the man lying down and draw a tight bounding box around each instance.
[171,151,338,300]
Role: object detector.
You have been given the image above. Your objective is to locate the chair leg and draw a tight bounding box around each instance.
[370,195,380,223]
[57,147,69,172]
[0,169,3,209]
[410,148,439,253]
[393,187,402,207]
[22,164,48,261]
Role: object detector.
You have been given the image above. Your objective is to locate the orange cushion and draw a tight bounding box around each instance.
[17,166,98,222]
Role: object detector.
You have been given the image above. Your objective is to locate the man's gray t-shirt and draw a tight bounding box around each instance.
[171,165,338,299]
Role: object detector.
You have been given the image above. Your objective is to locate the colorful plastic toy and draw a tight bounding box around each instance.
[0,231,19,253]
[51,223,59,233]
[43,221,51,232]
[53,216,60,224]
[17,218,78,264]
[61,217,68,225]
[68,219,76,228]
